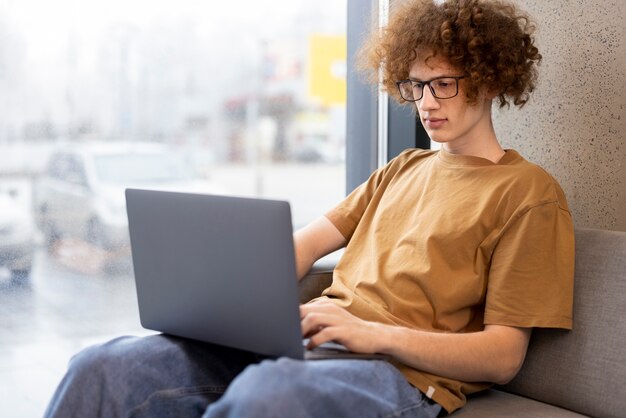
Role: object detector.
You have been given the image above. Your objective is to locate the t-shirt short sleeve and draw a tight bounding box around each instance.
[484,201,575,329]
[325,155,401,241]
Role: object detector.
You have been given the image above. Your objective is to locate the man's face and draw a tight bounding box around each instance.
[408,54,492,150]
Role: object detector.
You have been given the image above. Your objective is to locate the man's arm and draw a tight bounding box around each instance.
[300,300,531,385]
[293,216,347,279]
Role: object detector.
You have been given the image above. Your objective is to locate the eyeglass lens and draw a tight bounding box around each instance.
[399,78,459,101]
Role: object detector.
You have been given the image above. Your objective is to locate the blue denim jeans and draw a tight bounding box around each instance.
[44,334,442,418]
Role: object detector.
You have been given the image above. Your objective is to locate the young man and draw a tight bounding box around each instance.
[45,0,574,416]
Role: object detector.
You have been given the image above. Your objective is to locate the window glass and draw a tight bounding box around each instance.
[0,1,346,414]
[64,156,88,186]
[93,153,192,183]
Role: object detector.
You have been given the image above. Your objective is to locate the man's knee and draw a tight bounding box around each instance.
[66,336,137,383]
[232,358,312,398]
[205,358,313,417]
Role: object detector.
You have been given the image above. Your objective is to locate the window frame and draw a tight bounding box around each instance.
[346,0,429,193]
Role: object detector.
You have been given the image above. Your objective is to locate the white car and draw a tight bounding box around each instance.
[33,142,221,251]
[0,189,36,281]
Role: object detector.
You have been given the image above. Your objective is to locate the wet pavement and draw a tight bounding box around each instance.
[0,243,152,418]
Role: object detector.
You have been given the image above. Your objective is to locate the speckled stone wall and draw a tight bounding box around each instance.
[492,1,626,231]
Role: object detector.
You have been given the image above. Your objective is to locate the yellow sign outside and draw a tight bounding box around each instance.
[308,34,347,106]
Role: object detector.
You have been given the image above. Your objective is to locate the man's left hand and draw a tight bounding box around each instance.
[300,300,384,354]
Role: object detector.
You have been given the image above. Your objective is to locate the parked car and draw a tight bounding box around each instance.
[32,142,221,252]
[0,189,36,281]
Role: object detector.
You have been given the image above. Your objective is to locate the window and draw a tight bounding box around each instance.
[0,1,346,415]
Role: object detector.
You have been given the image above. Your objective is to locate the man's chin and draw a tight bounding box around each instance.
[428,136,449,146]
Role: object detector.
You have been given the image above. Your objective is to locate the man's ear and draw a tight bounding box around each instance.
[476,84,499,102]
[484,86,500,100]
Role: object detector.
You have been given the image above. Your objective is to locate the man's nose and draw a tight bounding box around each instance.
[418,85,439,111]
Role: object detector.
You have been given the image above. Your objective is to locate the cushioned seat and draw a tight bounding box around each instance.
[450,390,587,417]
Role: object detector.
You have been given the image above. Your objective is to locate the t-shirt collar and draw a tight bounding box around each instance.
[437,148,521,166]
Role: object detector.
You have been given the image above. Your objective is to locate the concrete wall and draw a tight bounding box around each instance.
[493,0,626,231]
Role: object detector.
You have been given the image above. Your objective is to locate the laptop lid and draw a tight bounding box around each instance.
[125,188,305,359]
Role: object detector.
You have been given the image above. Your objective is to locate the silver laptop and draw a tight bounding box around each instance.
[125,188,387,360]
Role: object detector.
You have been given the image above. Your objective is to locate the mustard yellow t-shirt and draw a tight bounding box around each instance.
[322,148,574,413]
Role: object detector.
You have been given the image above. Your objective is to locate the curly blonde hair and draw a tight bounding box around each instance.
[358,0,542,107]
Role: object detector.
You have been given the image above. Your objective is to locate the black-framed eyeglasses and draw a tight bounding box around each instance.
[396,75,467,101]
